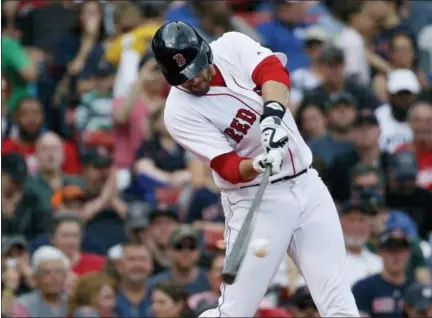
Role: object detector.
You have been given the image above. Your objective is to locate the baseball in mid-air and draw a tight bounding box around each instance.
[251,238,270,257]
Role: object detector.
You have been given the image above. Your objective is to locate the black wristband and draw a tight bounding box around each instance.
[260,101,286,123]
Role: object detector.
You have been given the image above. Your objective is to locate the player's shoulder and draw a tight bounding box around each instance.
[211,31,257,50]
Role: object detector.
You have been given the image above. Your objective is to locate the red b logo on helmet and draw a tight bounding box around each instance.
[173,54,186,67]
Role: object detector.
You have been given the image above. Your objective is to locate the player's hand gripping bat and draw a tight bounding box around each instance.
[222,164,272,285]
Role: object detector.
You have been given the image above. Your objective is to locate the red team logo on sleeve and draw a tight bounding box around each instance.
[224,108,257,143]
[173,54,186,67]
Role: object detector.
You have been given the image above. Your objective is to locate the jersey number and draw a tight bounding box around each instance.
[224,108,257,143]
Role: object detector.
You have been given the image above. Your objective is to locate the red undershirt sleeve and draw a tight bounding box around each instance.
[251,55,291,89]
[210,151,255,184]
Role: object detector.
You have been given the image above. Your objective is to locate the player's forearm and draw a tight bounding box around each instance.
[239,159,259,180]
[261,80,290,109]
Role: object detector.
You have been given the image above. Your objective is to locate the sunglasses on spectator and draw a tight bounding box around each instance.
[173,241,197,251]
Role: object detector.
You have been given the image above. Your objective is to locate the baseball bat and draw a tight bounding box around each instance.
[222,164,272,285]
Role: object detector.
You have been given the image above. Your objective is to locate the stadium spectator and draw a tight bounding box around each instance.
[50,185,87,216]
[75,60,115,150]
[350,163,430,284]
[288,286,319,318]
[2,97,81,174]
[50,215,105,277]
[327,109,383,203]
[365,0,414,61]
[68,272,117,318]
[2,236,34,296]
[373,33,429,103]
[402,283,432,318]
[79,146,128,252]
[352,229,414,318]
[375,69,420,153]
[295,103,327,143]
[2,152,49,240]
[188,252,224,311]
[1,245,21,317]
[385,150,432,240]
[309,92,357,175]
[146,205,180,275]
[151,281,195,318]
[1,21,37,113]
[257,1,311,72]
[188,1,262,43]
[54,0,105,94]
[339,200,383,286]
[149,225,210,296]
[301,46,382,112]
[27,132,84,211]
[12,246,69,318]
[134,106,191,205]
[113,51,165,170]
[334,1,374,86]
[397,101,432,191]
[116,243,153,318]
[291,26,328,93]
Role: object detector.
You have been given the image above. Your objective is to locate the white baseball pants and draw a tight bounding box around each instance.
[199,169,359,317]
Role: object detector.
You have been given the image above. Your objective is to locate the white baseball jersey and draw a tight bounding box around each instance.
[164,32,313,190]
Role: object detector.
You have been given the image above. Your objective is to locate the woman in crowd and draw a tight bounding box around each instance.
[295,103,328,143]
[372,32,429,102]
[68,272,117,318]
[151,281,196,318]
[113,51,166,189]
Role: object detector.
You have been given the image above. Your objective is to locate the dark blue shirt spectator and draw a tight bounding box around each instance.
[352,273,412,318]
[148,268,210,296]
[116,288,152,318]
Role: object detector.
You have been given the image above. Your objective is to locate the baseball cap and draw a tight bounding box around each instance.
[1,152,28,183]
[81,146,112,167]
[169,224,198,246]
[389,150,417,181]
[304,26,328,44]
[72,306,100,318]
[404,283,432,312]
[353,108,378,127]
[51,185,87,210]
[94,60,114,78]
[149,204,179,223]
[125,201,152,231]
[2,235,28,254]
[379,228,411,249]
[387,69,421,94]
[319,46,345,65]
[326,92,356,110]
[339,199,378,216]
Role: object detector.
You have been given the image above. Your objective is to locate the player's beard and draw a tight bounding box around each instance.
[188,69,212,96]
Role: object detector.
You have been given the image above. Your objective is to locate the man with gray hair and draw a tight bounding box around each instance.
[11,246,69,318]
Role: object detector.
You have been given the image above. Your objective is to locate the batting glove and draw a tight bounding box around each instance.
[260,117,289,153]
[253,148,285,175]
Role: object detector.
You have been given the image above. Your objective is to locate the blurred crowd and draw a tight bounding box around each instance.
[1,0,432,317]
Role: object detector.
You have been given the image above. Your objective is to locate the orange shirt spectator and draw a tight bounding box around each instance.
[396,101,432,191]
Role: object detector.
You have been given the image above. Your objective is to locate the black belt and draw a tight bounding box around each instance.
[240,164,312,189]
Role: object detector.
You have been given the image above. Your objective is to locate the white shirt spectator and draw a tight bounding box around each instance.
[375,103,413,153]
[375,69,421,153]
[334,26,370,86]
[291,68,322,92]
[345,248,383,286]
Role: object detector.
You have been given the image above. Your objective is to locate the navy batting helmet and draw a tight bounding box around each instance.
[151,21,213,86]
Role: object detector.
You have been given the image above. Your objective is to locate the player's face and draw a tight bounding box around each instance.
[181,65,216,96]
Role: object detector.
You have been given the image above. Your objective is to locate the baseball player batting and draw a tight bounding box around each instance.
[151,21,360,317]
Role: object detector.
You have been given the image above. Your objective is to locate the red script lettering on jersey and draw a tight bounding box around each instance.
[224,108,257,143]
